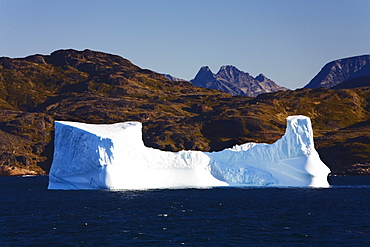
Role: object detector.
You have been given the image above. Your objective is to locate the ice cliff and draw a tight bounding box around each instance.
[48,116,331,190]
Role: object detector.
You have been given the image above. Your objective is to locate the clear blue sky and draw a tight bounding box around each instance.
[1,0,369,89]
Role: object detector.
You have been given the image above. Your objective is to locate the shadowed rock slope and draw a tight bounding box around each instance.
[332,75,370,89]
[0,49,369,176]
[305,55,370,89]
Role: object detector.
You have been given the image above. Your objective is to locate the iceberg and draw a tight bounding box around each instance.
[48,116,331,190]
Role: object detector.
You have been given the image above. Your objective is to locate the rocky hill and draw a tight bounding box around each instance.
[0,49,370,176]
[190,65,287,97]
[304,55,370,89]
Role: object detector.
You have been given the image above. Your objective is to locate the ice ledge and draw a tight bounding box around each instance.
[48,115,331,190]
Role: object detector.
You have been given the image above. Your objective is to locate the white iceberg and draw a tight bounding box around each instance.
[48,115,330,190]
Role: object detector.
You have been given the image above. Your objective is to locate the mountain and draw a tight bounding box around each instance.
[190,65,287,97]
[331,75,370,89]
[0,49,369,176]
[304,55,370,89]
[162,74,187,82]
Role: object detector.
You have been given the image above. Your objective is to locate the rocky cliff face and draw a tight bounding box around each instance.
[190,65,287,97]
[304,55,370,89]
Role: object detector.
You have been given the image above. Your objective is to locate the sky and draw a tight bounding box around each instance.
[1,0,369,89]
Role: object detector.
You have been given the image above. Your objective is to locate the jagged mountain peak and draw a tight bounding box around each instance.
[190,65,286,97]
[191,66,216,87]
[196,66,214,75]
[218,65,239,71]
[217,65,250,78]
[200,65,212,71]
[255,73,267,82]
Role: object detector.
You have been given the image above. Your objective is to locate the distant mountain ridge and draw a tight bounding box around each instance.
[162,74,187,82]
[304,55,370,89]
[190,65,287,97]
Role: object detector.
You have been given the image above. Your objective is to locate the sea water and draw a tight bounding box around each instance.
[1,176,369,246]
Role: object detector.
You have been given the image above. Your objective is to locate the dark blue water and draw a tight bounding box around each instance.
[1,176,370,246]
